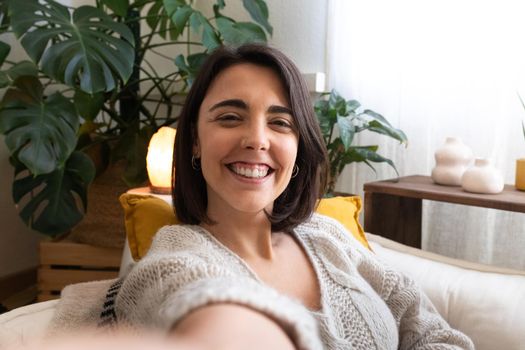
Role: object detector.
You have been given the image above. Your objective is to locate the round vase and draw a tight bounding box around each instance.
[516,158,525,191]
[461,158,504,194]
[431,137,473,186]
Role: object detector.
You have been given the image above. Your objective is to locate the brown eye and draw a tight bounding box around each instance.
[218,114,241,121]
[270,118,294,131]
[216,114,242,126]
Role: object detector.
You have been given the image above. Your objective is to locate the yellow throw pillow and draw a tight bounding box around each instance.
[316,196,370,250]
[120,193,370,261]
[119,193,179,260]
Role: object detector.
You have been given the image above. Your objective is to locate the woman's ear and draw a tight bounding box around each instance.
[193,144,200,158]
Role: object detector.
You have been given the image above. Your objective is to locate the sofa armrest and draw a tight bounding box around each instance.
[367,233,525,350]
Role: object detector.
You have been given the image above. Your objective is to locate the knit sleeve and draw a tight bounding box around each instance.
[115,227,322,350]
[312,215,475,350]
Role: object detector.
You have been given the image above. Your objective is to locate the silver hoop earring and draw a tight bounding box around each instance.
[291,164,299,178]
[191,155,201,170]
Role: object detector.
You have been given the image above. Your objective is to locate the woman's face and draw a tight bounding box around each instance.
[195,63,299,219]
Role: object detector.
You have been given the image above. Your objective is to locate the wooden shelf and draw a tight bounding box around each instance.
[364,175,525,213]
[363,175,525,248]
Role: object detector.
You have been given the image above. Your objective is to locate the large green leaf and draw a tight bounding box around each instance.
[73,89,105,122]
[174,52,209,86]
[362,109,398,129]
[0,41,10,65]
[346,99,361,113]
[0,1,9,33]
[216,17,266,45]
[189,11,221,51]
[163,2,194,40]
[0,61,38,88]
[336,115,355,150]
[101,0,129,17]
[112,126,153,186]
[12,151,95,236]
[242,0,272,35]
[366,120,408,144]
[9,0,135,93]
[146,0,181,40]
[328,90,349,116]
[345,146,399,176]
[314,99,337,136]
[0,76,78,175]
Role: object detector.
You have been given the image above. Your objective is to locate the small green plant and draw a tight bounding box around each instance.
[314,90,408,194]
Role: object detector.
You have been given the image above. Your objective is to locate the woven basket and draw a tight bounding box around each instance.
[68,162,133,248]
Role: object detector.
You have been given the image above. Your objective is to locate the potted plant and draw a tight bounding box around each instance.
[314,90,407,194]
[0,0,272,237]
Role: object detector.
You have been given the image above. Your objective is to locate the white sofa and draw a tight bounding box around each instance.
[1,233,524,350]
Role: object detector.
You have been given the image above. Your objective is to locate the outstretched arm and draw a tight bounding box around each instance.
[171,303,296,350]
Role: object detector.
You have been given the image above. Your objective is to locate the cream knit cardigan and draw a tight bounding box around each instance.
[102,213,472,350]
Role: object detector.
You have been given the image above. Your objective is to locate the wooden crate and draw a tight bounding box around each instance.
[38,241,122,301]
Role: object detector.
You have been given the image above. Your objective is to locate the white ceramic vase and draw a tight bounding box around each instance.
[431,137,473,186]
[461,158,504,194]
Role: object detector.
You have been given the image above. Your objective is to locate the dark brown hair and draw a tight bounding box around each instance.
[173,44,327,232]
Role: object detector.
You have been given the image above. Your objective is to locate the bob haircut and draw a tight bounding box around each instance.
[173,44,327,232]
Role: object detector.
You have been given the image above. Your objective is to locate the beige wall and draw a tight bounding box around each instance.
[0,32,40,277]
[0,139,40,277]
[0,0,328,278]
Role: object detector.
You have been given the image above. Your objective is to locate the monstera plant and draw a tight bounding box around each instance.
[0,0,272,236]
[315,90,408,194]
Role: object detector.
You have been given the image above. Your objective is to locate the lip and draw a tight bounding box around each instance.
[227,161,273,168]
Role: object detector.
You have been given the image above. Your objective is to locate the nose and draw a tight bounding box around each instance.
[241,119,269,151]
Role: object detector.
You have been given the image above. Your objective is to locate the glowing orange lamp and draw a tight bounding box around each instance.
[146,127,176,194]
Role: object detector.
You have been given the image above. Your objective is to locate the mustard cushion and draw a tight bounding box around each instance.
[316,196,370,250]
[120,193,370,261]
[119,194,179,260]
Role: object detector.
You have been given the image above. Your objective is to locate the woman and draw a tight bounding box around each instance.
[113,44,474,350]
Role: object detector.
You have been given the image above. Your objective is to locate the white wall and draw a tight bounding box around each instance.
[0,1,328,278]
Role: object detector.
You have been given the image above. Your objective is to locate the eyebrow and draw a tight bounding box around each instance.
[209,99,247,112]
[208,99,293,116]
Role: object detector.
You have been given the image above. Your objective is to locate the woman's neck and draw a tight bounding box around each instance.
[201,210,278,261]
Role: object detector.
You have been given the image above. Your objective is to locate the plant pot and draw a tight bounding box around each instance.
[68,161,131,248]
[516,158,525,191]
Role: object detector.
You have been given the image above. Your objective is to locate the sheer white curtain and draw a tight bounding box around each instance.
[326,0,525,270]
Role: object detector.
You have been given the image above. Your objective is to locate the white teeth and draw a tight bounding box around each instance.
[231,165,269,178]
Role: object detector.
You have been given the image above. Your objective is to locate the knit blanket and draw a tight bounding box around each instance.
[46,279,117,335]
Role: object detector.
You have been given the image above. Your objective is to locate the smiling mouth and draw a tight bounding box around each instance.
[226,163,274,179]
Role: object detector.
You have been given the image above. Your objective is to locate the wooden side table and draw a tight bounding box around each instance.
[363,175,525,248]
[38,241,121,301]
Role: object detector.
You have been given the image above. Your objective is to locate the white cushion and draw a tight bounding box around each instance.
[368,233,525,350]
[0,300,58,347]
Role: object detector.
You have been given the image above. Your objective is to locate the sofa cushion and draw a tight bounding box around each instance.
[0,300,58,347]
[368,233,525,350]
